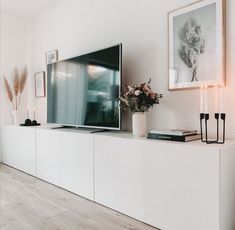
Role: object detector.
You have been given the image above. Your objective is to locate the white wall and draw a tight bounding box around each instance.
[0,15,31,123]
[0,14,31,161]
[28,0,235,138]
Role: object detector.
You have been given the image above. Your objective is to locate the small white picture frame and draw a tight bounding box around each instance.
[35,71,46,98]
[46,50,58,64]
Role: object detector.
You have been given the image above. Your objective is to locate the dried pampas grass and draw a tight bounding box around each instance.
[3,76,14,110]
[4,77,13,102]
[13,68,20,109]
[18,67,28,109]
[3,66,28,111]
[13,68,20,96]
[19,67,27,94]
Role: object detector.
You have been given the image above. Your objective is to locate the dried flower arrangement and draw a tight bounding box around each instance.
[4,67,28,110]
[120,79,163,113]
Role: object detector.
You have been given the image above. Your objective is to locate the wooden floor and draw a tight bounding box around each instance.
[0,164,158,230]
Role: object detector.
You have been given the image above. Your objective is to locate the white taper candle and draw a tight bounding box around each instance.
[200,85,204,113]
[33,107,36,120]
[204,85,208,114]
[27,105,30,119]
[220,83,224,113]
[214,85,218,113]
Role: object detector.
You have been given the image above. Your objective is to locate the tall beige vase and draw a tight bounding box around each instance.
[132,112,147,137]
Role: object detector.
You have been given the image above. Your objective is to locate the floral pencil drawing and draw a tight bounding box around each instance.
[179,19,205,82]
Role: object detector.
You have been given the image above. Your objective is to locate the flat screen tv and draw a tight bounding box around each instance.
[47,44,122,130]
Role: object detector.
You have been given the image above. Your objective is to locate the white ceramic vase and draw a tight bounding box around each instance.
[12,110,19,126]
[132,112,147,137]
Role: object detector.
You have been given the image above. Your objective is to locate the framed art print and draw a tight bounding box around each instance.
[35,71,46,97]
[168,0,225,90]
[46,50,58,65]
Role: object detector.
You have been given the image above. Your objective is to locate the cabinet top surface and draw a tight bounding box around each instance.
[5,125,235,150]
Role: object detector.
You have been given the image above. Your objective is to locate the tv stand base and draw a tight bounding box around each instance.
[90,129,111,134]
[51,125,74,130]
[50,126,113,133]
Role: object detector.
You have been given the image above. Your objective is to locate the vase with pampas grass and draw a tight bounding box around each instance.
[4,67,28,125]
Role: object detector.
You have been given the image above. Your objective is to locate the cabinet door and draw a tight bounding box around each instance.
[60,132,94,200]
[141,142,220,230]
[3,126,36,176]
[3,126,18,168]
[36,129,60,186]
[94,136,220,230]
[94,136,143,220]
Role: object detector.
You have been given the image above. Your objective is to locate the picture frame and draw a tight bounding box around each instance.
[46,49,58,64]
[168,0,225,90]
[35,71,46,98]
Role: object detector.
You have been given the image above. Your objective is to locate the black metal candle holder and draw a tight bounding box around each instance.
[200,113,226,144]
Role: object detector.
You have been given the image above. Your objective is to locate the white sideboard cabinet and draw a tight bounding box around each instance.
[3,125,235,230]
[94,135,235,230]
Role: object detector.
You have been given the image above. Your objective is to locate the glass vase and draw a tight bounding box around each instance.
[12,110,19,126]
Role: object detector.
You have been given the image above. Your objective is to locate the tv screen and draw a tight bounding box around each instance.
[47,44,122,130]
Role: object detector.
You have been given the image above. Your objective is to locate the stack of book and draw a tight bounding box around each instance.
[147,129,201,142]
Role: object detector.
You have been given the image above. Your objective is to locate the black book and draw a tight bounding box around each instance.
[147,133,201,142]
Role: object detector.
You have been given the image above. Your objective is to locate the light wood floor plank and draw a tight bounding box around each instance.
[0,164,158,230]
